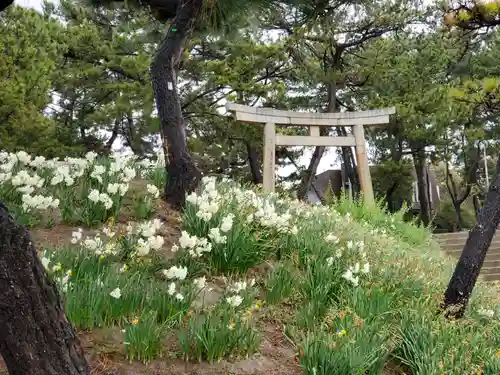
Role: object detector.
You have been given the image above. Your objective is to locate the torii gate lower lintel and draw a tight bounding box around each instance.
[225,102,396,205]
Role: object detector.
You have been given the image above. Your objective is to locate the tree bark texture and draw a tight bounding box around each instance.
[242,138,262,185]
[442,156,500,318]
[226,137,263,185]
[413,149,431,226]
[0,202,90,375]
[385,140,404,213]
[150,0,203,209]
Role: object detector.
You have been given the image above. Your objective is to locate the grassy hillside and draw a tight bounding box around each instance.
[0,150,499,375]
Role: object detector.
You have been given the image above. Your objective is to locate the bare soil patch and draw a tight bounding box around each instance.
[78,320,301,375]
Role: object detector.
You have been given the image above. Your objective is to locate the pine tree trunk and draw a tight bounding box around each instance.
[0,202,90,375]
[442,157,500,318]
[413,150,431,226]
[150,0,203,209]
[245,141,263,185]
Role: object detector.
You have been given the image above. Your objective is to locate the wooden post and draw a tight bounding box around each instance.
[263,122,276,192]
[353,124,375,205]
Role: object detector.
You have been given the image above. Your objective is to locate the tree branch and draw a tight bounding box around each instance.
[63,49,148,84]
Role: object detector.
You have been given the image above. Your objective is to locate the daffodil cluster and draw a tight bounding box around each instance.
[0,150,166,223]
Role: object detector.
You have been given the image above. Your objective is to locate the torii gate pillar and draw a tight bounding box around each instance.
[226,103,396,205]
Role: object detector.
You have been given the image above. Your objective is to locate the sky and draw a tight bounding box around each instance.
[15,0,45,11]
[13,0,390,179]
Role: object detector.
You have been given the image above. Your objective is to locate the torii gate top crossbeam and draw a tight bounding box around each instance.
[225,102,396,205]
[226,102,396,126]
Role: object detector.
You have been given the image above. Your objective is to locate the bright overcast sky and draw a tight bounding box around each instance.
[15,0,46,11]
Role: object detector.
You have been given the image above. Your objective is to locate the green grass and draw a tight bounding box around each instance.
[2,150,500,372]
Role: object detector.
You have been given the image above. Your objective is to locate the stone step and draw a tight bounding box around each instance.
[444,250,500,262]
[440,244,500,254]
[481,265,500,274]
[440,246,500,254]
[434,233,469,240]
[435,235,500,244]
[442,254,500,281]
[434,230,500,241]
[441,246,500,256]
[437,238,500,246]
[437,239,500,249]
[478,254,500,262]
[483,259,500,268]
[435,231,500,282]
[441,248,500,255]
[435,236,500,244]
[445,256,500,268]
[482,273,500,282]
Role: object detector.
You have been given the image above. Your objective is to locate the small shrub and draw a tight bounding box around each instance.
[298,323,392,375]
[432,200,476,232]
[131,183,159,220]
[178,303,260,363]
[148,281,194,325]
[265,261,296,305]
[295,259,343,328]
[65,268,147,328]
[123,310,169,363]
[392,313,497,375]
[145,166,166,190]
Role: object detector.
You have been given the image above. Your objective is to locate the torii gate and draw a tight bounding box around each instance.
[226,102,396,205]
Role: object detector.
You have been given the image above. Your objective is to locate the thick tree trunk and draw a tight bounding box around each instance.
[245,141,263,185]
[413,149,431,226]
[442,157,500,318]
[0,202,90,375]
[150,0,203,209]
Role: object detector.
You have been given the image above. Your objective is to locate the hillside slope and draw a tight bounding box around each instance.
[0,150,499,375]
